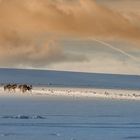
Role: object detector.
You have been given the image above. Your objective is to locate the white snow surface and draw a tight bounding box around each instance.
[0,86,140,100]
[1,69,140,140]
[0,68,140,100]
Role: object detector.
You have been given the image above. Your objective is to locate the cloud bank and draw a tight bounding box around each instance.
[0,0,140,68]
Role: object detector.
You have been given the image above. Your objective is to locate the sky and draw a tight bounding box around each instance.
[0,0,140,75]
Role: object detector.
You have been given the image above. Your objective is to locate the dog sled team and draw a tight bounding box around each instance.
[4,84,32,93]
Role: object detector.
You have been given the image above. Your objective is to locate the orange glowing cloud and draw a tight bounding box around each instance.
[0,0,140,67]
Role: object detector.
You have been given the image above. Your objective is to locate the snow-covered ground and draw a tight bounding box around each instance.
[0,94,140,140]
[0,69,140,140]
[0,68,140,100]
[0,86,140,100]
[0,68,140,90]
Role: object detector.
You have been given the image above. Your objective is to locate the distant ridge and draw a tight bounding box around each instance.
[0,68,140,90]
